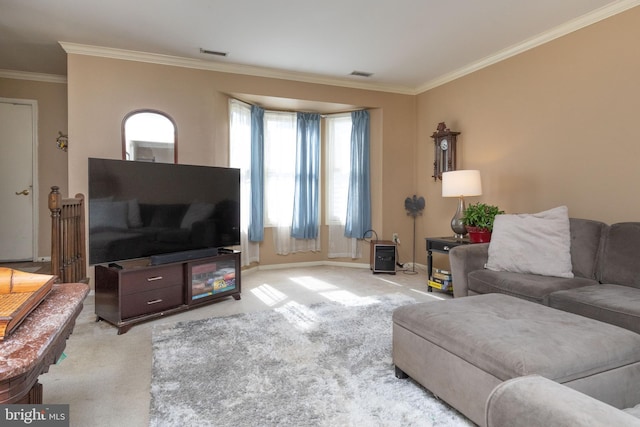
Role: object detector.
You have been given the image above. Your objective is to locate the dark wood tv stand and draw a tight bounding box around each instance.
[95,251,241,334]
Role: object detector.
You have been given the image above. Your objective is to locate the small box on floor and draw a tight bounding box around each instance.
[370,240,396,274]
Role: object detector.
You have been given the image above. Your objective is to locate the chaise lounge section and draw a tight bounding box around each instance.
[392,293,640,426]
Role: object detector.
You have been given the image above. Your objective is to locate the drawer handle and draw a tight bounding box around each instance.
[147,276,164,282]
[147,299,163,305]
[443,245,450,251]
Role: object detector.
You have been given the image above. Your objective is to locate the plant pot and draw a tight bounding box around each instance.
[466,226,492,243]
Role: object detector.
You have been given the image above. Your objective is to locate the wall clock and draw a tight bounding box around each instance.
[431,122,460,181]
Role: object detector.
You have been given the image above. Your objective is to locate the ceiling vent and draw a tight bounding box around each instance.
[200,48,228,57]
[350,70,373,77]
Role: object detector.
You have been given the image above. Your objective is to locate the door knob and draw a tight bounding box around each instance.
[15,188,30,196]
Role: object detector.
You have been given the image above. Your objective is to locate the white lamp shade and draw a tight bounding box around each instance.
[442,170,482,197]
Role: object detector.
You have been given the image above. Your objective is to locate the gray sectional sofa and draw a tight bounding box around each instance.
[392,216,640,426]
[449,218,640,334]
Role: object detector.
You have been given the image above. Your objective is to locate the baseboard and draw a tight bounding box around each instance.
[245,261,426,273]
[247,260,370,272]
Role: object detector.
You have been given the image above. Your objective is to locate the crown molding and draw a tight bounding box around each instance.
[415,0,640,94]
[59,42,415,95]
[0,69,67,84]
[59,1,640,96]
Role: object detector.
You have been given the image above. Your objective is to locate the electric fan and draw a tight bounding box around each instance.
[404,195,425,274]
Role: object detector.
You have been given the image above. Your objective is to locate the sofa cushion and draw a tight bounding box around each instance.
[90,200,129,230]
[468,269,598,305]
[550,284,640,334]
[486,206,573,278]
[569,218,607,279]
[148,204,187,228]
[156,228,191,243]
[599,222,640,288]
[393,294,640,383]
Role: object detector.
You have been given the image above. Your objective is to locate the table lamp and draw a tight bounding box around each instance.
[442,170,482,238]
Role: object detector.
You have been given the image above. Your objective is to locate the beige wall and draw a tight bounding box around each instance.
[66,55,417,267]
[416,6,640,252]
[0,77,68,258]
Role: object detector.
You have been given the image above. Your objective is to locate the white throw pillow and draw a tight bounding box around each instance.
[486,206,574,278]
[180,202,215,229]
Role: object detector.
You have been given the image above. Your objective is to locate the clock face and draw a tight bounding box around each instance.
[440,139,448,151]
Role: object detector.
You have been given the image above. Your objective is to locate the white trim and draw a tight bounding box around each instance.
[416,0,640,93]
[31,100,39,263]
[241,260,428,274]
[61,2,640,95]
[0,69,67,84]
[59,42,415,95]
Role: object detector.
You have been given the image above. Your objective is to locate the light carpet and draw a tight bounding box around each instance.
[150,293,472,427]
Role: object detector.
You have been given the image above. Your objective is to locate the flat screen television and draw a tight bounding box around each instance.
[88,158,240,265]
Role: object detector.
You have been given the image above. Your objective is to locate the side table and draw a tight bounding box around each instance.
[0,283,89,403]
[425,236,470,292]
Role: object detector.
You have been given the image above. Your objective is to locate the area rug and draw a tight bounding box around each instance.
[150,293,472,427]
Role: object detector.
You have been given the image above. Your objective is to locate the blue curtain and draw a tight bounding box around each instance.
[345,110,372,238]
[249,105,264,242]
[291,112,320,239]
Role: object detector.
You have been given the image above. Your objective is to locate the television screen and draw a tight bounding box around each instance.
[88,158,240,265]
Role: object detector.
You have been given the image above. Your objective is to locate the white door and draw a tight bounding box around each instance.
[0,99,37,261]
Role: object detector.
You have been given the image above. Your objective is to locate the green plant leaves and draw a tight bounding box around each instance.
[462,202,504,231]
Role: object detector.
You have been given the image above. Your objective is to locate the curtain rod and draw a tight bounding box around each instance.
[229,97,364,117]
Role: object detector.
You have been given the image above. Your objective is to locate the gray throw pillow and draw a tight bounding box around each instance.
[486,206,573,278]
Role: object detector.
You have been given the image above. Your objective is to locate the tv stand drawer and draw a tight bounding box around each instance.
[121,285,183,319]
[120,265,183,295]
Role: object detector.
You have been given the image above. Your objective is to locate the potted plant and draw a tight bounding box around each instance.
[462,202,505,243]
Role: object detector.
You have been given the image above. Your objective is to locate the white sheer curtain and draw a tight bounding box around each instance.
[326,113,361,259]
[264,111,320,255]
[229,99,259,266]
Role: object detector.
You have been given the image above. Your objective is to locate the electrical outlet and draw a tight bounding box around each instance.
[392,233,400,244]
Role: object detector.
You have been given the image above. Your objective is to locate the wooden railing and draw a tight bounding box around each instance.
[48,186,88,284]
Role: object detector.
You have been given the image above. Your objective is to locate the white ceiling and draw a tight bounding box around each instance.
[1,0,638,93]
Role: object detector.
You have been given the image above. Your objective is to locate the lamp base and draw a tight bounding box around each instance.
[451,197,468,238]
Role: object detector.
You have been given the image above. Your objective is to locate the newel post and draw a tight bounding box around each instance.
[48,186,62,281]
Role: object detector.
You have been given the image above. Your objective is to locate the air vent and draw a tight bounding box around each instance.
[350,70,373,77]
[200,48,228,57]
